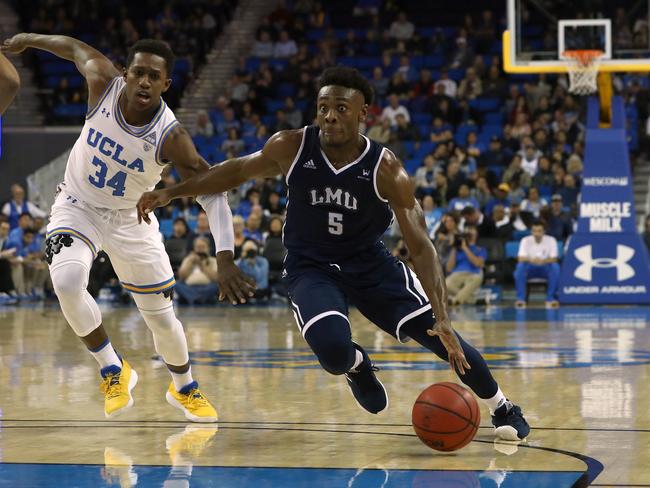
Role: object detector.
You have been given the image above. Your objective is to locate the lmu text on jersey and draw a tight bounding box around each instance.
[309,187,359,211]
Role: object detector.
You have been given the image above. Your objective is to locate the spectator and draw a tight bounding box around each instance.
[445,225,486,305]
[445,158,467,200]
[232,215,250,259]
[216,107,241,135]
[165,217,193,272]
[422,195,443,236]
[237,240,269,299]
[484,204,514,241]
[263,191,286,217]
[274,30,298,58]
[643,215,650,252]
[387,72,410,99]
[514,221,560,309]
[458,67,482,100]
[221,128,245,155]
[252,31,274,58]
[367,117,391,143]
[262,216,286,291]
[7,228,48,299]
[0,219,17,302]
[6,212,34,247]
[194,110,214,137]
[193,211,216,255]
[396,54,417,82]
[521,187,547,218]
[389,12,415,41]
[471,176,492,210]
[244,213,264,245]
[434,173,449,208]
[532,156,554,188]
[283,97,303,129]
[520,144,540,177]
[557,174,580,209]
[434,68,458,98]
[274,109,293,132]
[236,188,261,220]
[414,155,440,197]
[175,237,219,305]
[448,184,480,212]
[483,65,507,98]
[434,213,460,272]
[449,35,473,69]
[502,155,532,189]
[430,117,453,144]
[484,183,511,217]
[394,113,420,141]
[2,184,46,229]
[413,69,435,99]
[370,67,389,99]
[509,202,528,231]
[479,136,509,167]
[385,131,407,161]
[545,194,573,241]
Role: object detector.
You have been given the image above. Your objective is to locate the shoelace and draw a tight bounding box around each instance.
[101,374,123,399]
[186,389,209,408]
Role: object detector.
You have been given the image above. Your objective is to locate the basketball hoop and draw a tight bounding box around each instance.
[563,50,604,95]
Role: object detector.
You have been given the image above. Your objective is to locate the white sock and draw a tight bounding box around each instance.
[170,367,194,392]
[89,340,121,371]
[483,387,508,415]
[349,349,364,372]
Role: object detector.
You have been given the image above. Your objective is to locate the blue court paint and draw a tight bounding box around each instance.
[0,463,584,488]
[188,345,650,370]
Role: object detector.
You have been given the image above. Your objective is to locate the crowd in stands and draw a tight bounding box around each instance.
[3,1,650,307]
[12,0,237,123]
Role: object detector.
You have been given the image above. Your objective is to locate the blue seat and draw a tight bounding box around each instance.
[414,141,436,158]
[513,229,530,240]
[411,113,432,126]
[159,219,174,239]
[484,111,504,124]
[403,141,416,157]
[404,158,422,175]
[277,83,297,98]
[470,98,501,112]
[505,241,520,259]
[266,100,285,113]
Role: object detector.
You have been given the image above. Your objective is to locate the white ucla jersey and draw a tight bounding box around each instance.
[63,77,179,209]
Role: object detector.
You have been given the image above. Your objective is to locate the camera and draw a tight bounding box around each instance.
[245,249,257,259]
[453,234,467,248]
[196,252,208,260]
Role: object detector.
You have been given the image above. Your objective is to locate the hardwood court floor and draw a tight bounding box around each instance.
[0,302,648,487]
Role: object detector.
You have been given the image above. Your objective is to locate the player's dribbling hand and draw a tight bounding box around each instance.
[136,189,172,224]
[1,34,31,54]
[427,318,471,375]
[215,255,256,305]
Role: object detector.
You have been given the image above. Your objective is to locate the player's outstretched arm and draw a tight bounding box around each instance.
[137,129,301,224]
[0,52,20,115]
[1,33,119,107]
[376,149,470,375]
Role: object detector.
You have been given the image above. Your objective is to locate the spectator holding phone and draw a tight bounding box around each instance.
[445,225,486,305]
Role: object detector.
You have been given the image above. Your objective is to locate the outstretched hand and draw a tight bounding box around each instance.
[427,317,471,375]
[1,34,30,54]
[216,256,256,304]
[137,189,172,224]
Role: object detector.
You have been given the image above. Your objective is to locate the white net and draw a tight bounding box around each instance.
[564,50,604,95]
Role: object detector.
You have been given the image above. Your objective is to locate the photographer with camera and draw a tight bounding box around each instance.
[237,240,270,300]
[175,237,220,305]
[434,213,460,273]
[445,225,486,305]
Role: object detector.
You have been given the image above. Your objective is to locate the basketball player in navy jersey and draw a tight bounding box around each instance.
[138,67,529,440]
[0,51,20,114]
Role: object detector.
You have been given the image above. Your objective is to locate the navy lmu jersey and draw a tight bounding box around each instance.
[283,125,392,263]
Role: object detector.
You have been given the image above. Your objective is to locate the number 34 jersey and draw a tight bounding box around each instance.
[63,77,179,210]
[283,125,393,264]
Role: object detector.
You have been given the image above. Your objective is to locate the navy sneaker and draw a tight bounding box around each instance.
[491,401,530,440]
[345,348,388,414]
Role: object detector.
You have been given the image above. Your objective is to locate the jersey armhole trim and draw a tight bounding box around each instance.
[285,126,308,185]
[155,120,181,166]
[86,77,119,120]
[373,147,389,203]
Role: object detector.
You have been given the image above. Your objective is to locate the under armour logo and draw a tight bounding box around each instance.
[362,169,371,177]
[574,244,635,282]
[101,108,110,117]
[303,159,317,169]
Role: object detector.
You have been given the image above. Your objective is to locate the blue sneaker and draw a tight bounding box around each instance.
[491,401,530,440]
[345,348,388,414]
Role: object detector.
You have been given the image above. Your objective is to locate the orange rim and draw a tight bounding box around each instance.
[562,50,604,66]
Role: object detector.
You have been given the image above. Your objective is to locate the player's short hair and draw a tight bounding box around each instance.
[318,66,374,105]
[126,39,175,76]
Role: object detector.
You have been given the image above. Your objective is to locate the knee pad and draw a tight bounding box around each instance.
[51,261,89,297]
[132,292,189,366]
[303,314,354,375]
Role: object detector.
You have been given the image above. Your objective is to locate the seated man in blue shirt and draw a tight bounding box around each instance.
[237,240,269,299]
[445,225,487,305]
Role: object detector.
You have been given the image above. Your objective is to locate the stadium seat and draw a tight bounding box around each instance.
[505,241,520,259]
[159,219,174,239]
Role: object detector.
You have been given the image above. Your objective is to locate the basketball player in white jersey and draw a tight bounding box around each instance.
[0,51,19,114]
[1,34,255,422]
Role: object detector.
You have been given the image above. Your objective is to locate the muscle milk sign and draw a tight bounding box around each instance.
[559,97,650,303]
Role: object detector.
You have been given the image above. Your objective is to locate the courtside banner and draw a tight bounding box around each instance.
[559,97,650,303]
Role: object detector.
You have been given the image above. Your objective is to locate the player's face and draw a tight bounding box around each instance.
[124,52,171,112]
[317,86,367,147]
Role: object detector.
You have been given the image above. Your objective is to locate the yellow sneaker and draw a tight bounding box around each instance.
[165,381,218,423]
[166,425,219,466]
[103,447,138,487]
[100,359,138,418]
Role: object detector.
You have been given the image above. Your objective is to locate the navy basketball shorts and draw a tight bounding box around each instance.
[283,247,434,342]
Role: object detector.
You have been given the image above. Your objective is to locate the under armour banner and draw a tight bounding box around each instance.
[559,97,650,304]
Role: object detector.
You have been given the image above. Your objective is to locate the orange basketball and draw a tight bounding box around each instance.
[412,382,480,452]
